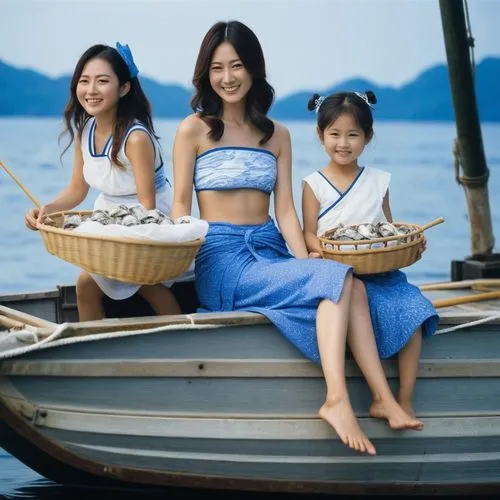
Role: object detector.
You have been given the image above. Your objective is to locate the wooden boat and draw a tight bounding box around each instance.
[1,279,500,495]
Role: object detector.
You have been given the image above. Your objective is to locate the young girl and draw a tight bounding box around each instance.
[25,43,184,321]
[302,90,439,417]
[171,20,423,456]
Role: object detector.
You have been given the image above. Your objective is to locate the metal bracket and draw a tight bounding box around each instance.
[18,402,47,426]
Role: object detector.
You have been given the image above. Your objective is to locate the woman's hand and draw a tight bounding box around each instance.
[25,206,48,230]
[308,251,322,259]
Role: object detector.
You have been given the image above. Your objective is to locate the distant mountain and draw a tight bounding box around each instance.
[0,60,192,118]
[273,57,500,122]
[0,60,69,116]
[1,57,499,121]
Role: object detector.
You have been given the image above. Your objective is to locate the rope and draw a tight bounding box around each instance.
[458,170,490,188]
[435,312,500,335]
[0,320,225,360]
[452,0,477,186]
[453,138,461,185]
[463,0,475,74]
[453,140,489,187]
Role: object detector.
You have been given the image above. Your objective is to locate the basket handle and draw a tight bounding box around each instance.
[0,160,42,208]
[420,217,445,232]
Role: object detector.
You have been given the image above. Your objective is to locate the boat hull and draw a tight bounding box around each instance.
[1,286,500,494]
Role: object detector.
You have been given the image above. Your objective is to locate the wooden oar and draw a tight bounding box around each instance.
[420,216,445,231]
[432,290,500,309]
[0,315,28,330]
[420,279,500,291]
[0,159,41,208]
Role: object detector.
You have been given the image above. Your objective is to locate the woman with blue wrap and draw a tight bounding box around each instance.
[171,20,422,456]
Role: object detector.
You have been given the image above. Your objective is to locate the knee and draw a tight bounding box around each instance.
[76,271,100,301]
[412,326,423,339]
[138,284,162,299]
[343,270,353,291]
[351,278,368,304]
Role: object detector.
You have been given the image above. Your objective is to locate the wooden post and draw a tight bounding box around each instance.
[439,0,494,257]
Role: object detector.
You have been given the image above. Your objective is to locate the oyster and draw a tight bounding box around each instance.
[89,210,113,225]
[397,225,413,235]
[140,209,165,224]
[174,216,193,225]
[377,222,398,237]
[356,223,379,239]
[63,214,82,229]
[333,227,365,241]
[107,205,130,218]
[121,214,140,227]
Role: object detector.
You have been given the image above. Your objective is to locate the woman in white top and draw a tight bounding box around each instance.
[25,43,182,320]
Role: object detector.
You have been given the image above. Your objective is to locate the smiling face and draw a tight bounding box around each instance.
[76,57,129,118]
[208,42,253,105]
[320,113,370,166]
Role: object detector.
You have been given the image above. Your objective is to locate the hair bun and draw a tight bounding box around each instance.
[365,90,377,105]
[307,93,321,111]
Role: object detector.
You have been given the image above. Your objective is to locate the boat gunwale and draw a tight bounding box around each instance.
[2,287,500,341]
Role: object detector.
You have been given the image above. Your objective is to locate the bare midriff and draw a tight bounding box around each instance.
[198,189,271,225]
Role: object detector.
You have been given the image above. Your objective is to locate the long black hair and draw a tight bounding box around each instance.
[191,20,275,145]
[60,44,156,168]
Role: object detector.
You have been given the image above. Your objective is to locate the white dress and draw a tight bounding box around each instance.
[81,118,193,300]
[301,166,439,359]
[302,166,391,236]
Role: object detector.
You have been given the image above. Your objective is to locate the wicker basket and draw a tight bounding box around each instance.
[319,217,444,275]
[37,210,204,285]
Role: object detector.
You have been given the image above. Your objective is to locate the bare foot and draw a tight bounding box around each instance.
[369,399,424,430]
[319,399,376,455]
[398,398,416,419]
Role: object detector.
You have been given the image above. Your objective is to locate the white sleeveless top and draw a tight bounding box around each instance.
[81,117,168,202]
[302,166,391,236]
[80,119,192,299]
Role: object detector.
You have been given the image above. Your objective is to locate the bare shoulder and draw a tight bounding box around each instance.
[271,120,291,158]
[272,120,291,141]
[176,113,208,141]
[125,128,153,149]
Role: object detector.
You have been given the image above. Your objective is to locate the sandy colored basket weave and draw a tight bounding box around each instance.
[319,217,444,275]
[37,210,204,285]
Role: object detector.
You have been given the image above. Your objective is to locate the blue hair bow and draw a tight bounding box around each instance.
[115,42,139,79]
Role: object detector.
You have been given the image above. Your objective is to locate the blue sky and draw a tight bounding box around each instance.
[1,0,500,97]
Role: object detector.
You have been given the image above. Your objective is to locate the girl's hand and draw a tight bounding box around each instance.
[309,251,322,259]
[25,206,47,230]
[417,236,427,259]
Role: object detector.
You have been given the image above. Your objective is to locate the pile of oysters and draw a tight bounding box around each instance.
[57,205,191,230]
[323,222,414,243]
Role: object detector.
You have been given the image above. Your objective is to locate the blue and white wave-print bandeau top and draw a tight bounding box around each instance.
[194,146,277,194]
